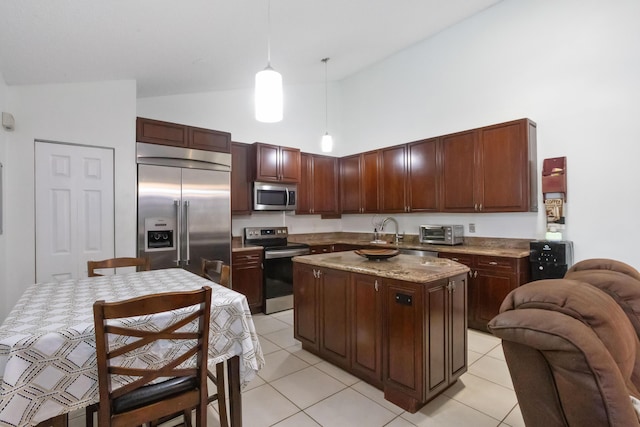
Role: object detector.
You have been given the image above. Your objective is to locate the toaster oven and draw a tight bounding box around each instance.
[419,225,464,245]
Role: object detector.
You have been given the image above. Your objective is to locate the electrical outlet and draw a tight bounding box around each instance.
[469,223,476,233]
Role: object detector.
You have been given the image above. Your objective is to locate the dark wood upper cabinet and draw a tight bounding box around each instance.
[339,151,380,214]
[231,142,252,215]
[136,117,231,153]
[379,138,440,213]
[298,153,340,216]
[380,145,408,213]
[253,142,301,183]
[407,138,439,212]
[440,130,477,212]
[440,118,537,213]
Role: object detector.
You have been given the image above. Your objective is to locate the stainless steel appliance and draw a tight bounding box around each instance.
[244,226,309,314]
[136,142,231,274]
[253,182,297,211]
[529,240,574,280]
[419,224,464,245]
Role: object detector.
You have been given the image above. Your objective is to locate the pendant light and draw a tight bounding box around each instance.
[320,57,333,153]
[255,0,283,123]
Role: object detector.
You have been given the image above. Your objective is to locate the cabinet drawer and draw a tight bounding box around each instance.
[475,256,516,271]
[232,251,263,266]
[310,244,333,254]
[438,252,473,266]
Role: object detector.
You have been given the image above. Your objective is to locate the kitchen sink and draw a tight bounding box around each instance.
[398,248,438,257]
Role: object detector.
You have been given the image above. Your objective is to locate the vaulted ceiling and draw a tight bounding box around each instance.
[0,0,502,97]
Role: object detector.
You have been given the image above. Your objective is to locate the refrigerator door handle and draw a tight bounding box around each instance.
[184,200,190,265]
[174,199,181,266]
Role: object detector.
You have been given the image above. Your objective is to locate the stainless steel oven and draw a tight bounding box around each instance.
[244,227,309,314]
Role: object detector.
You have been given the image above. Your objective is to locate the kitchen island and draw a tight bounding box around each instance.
[292,251,470,413]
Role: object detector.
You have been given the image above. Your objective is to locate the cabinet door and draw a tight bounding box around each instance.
[231,142,252,214]
[136,117,187,148]
[297,153,313,214]
[449,274,467,379]
[361,151,380,213]
[473,268,516,330]
[279,146,301,183]
[319,268,350,368]
[188,126,231,153]
[380,145,407,213]
[293,263,319,351]
[231,250,263,313]
[425,280,448,398]
[478,120,529,212]
[407,138,439,212]
[383,279,424,401]
[440,130,477,212]
[312,155,339,214]
[351,273,383,386]
[340,154,362,214]
[254,143,280,182]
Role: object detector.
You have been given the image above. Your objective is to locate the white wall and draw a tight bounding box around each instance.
[0,80,137,321]
[138,0,640,266]
[339,0,640,264]
[0,72,8,317]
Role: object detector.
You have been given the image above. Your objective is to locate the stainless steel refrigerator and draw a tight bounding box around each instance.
[136,142,231,274]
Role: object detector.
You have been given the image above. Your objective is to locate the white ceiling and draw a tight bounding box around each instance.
[0,0,502,98]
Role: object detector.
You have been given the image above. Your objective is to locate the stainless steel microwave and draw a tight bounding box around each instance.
[419,224,464,245]
[253,182,297,211]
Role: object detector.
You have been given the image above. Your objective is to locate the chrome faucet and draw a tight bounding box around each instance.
[381,217,400,244]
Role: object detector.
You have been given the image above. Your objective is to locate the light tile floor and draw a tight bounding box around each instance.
[70,309,525,427]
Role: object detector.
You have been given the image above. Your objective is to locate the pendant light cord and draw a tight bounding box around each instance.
[267,0,272,66]
[322,57,330,131]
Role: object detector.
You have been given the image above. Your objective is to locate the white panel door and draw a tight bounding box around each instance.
[35,141,114,281]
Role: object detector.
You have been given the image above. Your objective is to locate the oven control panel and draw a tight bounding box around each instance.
[244,226,289,241]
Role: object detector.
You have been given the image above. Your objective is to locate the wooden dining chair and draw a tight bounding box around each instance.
[199,258,231,426]
[201,259,230,287]
[91,286,211,427]
[87,257,151,277]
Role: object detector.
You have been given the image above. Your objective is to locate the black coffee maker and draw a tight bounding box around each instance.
[529,241,574,280]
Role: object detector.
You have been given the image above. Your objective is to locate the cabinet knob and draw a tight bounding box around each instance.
[489,261,498,265]
[474,271,478,278]
[479,203,483,211]
[374,280,379,292]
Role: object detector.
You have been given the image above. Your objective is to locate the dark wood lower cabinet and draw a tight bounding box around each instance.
[438,252,528,331]
[293,262,467,413]
[231,249,263,313]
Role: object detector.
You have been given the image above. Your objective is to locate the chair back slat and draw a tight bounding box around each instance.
[88,257,151,277]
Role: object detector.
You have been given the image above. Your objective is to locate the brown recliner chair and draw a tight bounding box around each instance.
[488,279,640,427]
[564,259,640,337]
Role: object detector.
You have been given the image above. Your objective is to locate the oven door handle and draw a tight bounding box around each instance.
[265,248,310,259]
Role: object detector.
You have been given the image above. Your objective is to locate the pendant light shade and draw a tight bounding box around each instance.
[255,0,283,123]
[320,57,332,153]
[321,132,333,153]
[255,65,283,123]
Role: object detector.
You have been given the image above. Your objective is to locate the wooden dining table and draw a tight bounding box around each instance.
[0,268,264,427]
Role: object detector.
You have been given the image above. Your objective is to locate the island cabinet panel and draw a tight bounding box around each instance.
[293,263,319,351]
[351,273,383,386]
[383,279,424,401]
[319,268,351,368]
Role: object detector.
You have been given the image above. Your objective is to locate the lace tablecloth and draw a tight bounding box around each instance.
[0,268,264,427]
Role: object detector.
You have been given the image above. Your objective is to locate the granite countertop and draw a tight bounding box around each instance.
[293,251,470,284]
[288,232,532,258]
[231,239,263,252]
